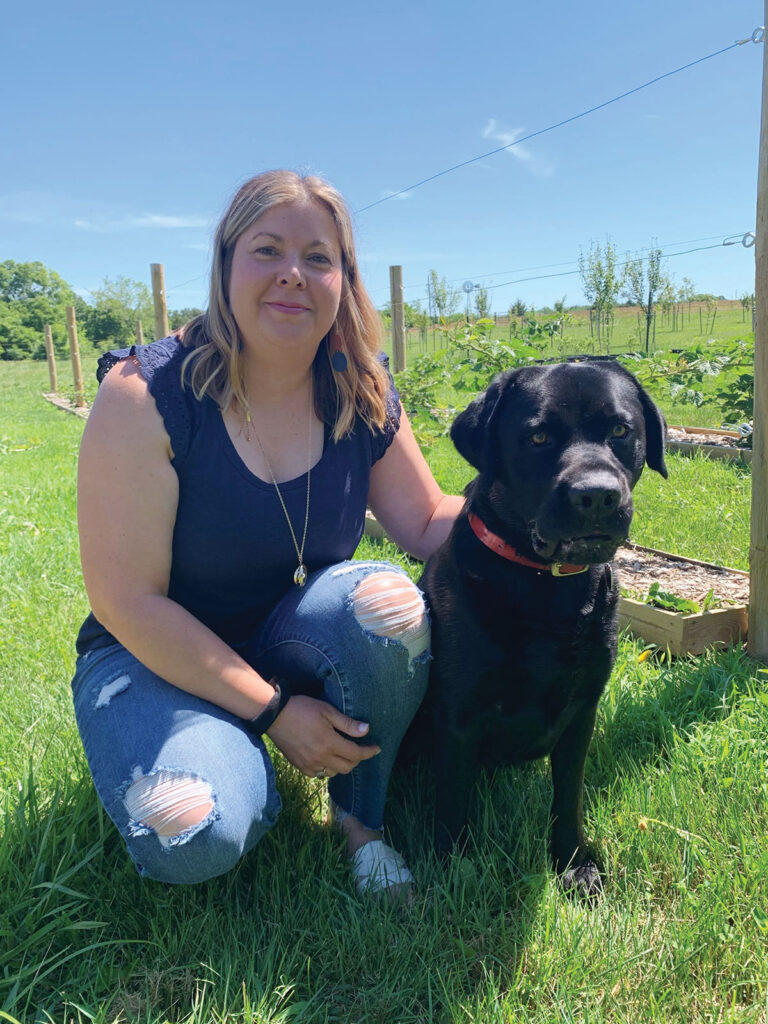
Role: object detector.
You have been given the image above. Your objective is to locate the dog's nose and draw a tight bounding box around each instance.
[568,483,622,519]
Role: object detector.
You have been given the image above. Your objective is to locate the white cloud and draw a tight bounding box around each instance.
[0,191,211,233]
[75,213,209,232]
[482,119,553,177]
[380,189,413,201]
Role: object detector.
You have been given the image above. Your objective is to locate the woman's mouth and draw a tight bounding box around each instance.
[267,302,310,315]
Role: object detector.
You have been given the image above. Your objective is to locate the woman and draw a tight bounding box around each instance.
[72,170,462,897]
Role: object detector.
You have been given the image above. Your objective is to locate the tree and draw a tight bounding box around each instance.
[427,270,461,320]
[658,276,677,325]
[169,307,205,330]
[739,292,755,324]
[578,240,620,351]
[0,302,41,360]
[509,298,527,317]
[678,277,696,323]
[83,276,155,347]
[379,299,428,329]
[622,246,665,354]
[0,260,78,360]
[473,286,491,319]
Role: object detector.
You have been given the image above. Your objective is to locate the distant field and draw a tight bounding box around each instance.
[383,299,752,363]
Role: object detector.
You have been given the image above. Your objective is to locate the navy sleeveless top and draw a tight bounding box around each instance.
[76,336,401,655]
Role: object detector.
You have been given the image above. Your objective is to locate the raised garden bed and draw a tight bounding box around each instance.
[666,425,752,464]
[616,543,748,656]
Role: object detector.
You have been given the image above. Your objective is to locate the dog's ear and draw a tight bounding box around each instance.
[608,363,668,478]
[637,385,668,478]
[450,372,512,480]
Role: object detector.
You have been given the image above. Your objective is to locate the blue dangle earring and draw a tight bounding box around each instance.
[330,330,348,372]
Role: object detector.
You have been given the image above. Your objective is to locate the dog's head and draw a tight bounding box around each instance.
[451,361,667,565]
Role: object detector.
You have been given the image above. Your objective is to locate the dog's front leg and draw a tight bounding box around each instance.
[433,706,477,857]
[549,704,602,898]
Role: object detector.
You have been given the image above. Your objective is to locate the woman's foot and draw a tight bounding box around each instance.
[329,801,414,903]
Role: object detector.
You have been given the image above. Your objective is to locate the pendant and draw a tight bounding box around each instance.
[294,564,308,587]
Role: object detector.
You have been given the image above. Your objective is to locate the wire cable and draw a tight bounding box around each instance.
[166,272,208,294]
[370,232,752,299]
[355,37,754,215]
[480,243,736,292]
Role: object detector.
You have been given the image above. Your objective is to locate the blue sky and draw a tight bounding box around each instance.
[2,0,764,316]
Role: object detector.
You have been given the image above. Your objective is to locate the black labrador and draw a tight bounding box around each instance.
[410,360,667,897]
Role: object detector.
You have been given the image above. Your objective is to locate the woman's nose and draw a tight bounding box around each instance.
[277,258,305,287]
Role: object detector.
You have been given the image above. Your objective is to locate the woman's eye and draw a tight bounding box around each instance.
[255,246,278,256]
[308,253,331,264]
[611,424,629,438]
[531,431,548,445]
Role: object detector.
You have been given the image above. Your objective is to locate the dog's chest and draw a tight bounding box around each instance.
[466,639,611,763]
[448,571,616,762]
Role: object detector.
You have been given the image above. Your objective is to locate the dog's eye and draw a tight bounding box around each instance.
[530,431,548,445]
[611,424,630,439]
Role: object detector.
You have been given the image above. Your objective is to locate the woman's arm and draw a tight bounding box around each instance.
[78,359,378,775]
[78,357,279,719]
[366,409,464,562]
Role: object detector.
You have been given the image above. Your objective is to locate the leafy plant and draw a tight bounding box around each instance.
[395,353,456,449]
[715,373,753,428]
[645,582,701,615]
[624,346,735,410]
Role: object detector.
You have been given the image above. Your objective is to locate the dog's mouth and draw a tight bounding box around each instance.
[531,529,622,565]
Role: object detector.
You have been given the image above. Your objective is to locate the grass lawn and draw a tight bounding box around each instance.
[2,357,767,1023]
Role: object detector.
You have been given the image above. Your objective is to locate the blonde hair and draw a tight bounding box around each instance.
[179,170,389,440]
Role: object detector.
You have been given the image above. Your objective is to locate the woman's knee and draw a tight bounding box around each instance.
[121,764,280,884]
[349,568,430,668]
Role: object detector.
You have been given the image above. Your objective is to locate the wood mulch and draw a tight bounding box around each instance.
[42,392,90,419]
[615,545,749,606]
[666,426,747,450]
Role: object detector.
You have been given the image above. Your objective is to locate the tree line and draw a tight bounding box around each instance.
[0,260,202,361]
[2,254,748,362]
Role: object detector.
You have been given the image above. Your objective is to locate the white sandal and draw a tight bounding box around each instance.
[329,800,414,896]
[350,839,414,895]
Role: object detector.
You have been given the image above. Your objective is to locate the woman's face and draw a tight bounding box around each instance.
[228,199,344,365]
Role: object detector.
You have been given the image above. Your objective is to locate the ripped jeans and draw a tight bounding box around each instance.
[70,561,430,884]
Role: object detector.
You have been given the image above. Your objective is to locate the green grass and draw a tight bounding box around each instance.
[2,359,767,1023]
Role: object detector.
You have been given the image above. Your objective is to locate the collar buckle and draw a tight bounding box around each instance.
[551,562,590,577]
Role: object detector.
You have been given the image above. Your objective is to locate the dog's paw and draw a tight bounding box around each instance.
[559,860,603,901]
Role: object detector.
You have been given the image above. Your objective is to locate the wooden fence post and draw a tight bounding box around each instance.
[135,320,145,346]
[749,4,768,658]
[43,324,57,392]
[65,307,85,408]
[389,265,406,374]
[151,263,169,340]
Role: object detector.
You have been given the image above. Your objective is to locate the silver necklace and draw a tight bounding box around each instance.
[244,385,313,587]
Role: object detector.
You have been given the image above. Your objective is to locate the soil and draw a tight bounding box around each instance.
[667,426,748,450]
[615,545,749,607]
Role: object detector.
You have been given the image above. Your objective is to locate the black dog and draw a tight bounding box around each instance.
[412,361,667,897]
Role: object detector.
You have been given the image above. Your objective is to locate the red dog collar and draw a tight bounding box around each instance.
[468,512,589,577]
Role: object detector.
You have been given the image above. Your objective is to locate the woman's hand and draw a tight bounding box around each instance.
[266,695,380,778]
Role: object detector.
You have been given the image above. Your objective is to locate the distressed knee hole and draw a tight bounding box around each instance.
[124,769,215,849]
[352,572,430,661]
[95,673,131,708]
